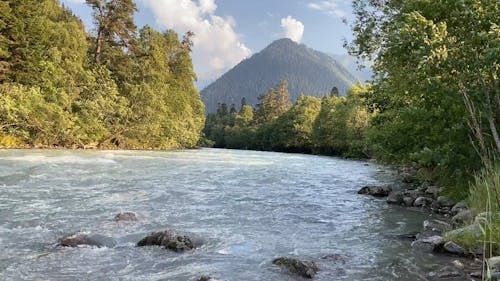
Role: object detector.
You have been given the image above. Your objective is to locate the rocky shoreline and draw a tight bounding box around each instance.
[359,167,500,281]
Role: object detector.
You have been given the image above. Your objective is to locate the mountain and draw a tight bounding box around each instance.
[329,54,373,82]
[200,38,359,113]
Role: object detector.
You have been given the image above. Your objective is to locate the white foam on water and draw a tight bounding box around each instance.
[1,155,117,165]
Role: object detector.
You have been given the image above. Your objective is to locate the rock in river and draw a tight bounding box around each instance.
[411,235,445,252]
[59,233,104,248]
[386,191,404,205]
[443,241,465,256]
[357,185,392,197]
[137,229,195,252]
[273,257,319,279]
[113,212,138,222]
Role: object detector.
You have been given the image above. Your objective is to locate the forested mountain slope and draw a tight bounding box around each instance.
[201,38,358,113]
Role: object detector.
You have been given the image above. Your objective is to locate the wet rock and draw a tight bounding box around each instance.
[386,191,404,204]
[488,256,500,272]
[423,219,451,234]
[137,229,195,252]
[357,185,392,197]
[414,196,434,207]
[272,257,319,279]
[425,186,443,196]
[59,233,103,248]
[197,276,217,281]
[113,212,138,222]
[451,201,468,215]
[411,235,445,252]
[443,241,465,256]
[403,196,415,207]
[436,196,456,208]
[451,210,474,227]
[321,254,345,264]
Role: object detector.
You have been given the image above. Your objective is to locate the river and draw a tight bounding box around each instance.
[0,148,453,280]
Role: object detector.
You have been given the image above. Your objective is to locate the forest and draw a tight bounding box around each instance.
[0,0,205,149]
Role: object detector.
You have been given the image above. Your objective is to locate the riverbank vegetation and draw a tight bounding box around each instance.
[0,0,204,149]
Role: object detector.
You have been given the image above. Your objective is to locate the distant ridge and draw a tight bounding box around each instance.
[200,38,359,113]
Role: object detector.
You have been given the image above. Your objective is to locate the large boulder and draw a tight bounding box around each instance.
[59,233,104,248]
[357,185,392,197]
[272,257,319,279]
[137,230,195,252]
[113,212,138,222]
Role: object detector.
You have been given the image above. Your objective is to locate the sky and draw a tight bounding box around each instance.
[61,0,355,80]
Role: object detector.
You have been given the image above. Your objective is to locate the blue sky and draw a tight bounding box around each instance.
[61,0,354,78]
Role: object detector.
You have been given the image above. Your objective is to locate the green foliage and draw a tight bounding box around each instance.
[312,84,373,157]
[203,81,369,156]
[347,0,500,188]
[0,0,205,149]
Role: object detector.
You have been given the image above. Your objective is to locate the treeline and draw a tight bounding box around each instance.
[0,0,204,149]
[204,80,372,158]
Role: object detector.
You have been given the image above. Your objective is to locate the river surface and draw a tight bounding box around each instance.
[0,148,453,280]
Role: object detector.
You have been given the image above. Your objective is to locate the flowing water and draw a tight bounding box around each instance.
[0,148,454,280]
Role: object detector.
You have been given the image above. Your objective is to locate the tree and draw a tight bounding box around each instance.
[86,0,137,64]
[347,0,495,185]
[255,80,291,123]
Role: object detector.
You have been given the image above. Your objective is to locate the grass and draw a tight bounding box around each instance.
[468,162,500,257]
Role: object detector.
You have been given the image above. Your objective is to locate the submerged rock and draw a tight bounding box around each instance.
[273,257,319,279]
[386,191,404,204]
[137,229,195,252]
[357,185,392,197]
[429,266,467,280]
[59,233,103,248]
[321,253,345,264]
[113,212,138,222]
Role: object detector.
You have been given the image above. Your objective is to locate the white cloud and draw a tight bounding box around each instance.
[67,0,85,3]
[280,16,304,43]
[142,0,251,74]
[307,0,346,18]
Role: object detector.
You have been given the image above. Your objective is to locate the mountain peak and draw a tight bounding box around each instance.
[201,40,358,113]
